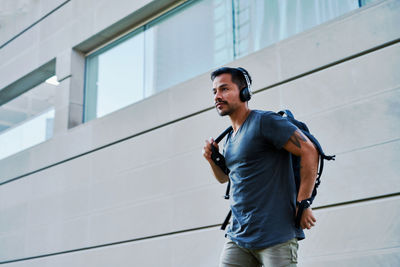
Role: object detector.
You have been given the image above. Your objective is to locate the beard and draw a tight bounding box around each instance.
[215,101,233,116]
[217,108,232,116]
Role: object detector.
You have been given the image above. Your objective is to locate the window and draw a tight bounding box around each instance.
[84,0,374,122]
[233,0,360,58]
[0,77,57,160]
[85,29,145,121]
[84,0,233,122]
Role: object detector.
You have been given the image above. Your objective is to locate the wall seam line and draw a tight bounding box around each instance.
[0,224,222,265]
[253,37,400,95]
[0,0,71,50]
[332,137,400,156]
[295,85,400,120]
[313,192,400,210]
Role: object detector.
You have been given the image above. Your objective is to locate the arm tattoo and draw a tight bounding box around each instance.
[289,130,307,149]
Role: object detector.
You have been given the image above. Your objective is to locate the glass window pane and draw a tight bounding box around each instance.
[234,0,360,58]
[84,29,145,121]
[0,81,56,160]
[144,0,233,95]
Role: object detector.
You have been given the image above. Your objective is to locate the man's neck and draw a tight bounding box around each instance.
[229,107,251,133]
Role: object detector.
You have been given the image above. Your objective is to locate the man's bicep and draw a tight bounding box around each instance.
[283,129,311,156]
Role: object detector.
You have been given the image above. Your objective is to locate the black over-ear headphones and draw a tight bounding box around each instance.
[237,67,252,102]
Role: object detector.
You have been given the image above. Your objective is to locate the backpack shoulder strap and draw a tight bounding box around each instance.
[278,109,294,119]
[211,126,232,199]
[211,126,232,176]
[212,127,233,230]
[215,126,233,143]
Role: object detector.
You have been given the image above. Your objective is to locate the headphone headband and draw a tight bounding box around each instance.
[237,67,251,90]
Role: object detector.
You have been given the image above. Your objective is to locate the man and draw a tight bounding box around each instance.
[202,67,319,267]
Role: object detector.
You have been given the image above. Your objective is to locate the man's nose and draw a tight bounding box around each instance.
[214,90,222,102]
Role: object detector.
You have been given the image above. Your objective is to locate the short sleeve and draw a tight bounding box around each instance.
[259,112,297,149]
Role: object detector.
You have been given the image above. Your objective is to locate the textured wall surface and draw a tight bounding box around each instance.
[0,0,399,266]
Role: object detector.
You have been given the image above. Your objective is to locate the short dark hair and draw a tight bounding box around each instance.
[210,67,252,90]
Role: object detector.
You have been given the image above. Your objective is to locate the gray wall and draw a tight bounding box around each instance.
[0,0,399,266]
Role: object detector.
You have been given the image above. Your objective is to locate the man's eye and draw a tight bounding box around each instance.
[222,87,228,91]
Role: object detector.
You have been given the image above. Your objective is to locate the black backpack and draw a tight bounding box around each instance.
[211,109,335,230]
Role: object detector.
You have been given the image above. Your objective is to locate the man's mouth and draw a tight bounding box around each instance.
[215,101,227,108]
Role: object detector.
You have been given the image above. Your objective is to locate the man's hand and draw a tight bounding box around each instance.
[203,138,218,164]
[202,138,229,184]
[296,207,317,230]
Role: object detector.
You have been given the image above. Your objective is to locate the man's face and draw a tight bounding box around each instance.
[212,73,242,116]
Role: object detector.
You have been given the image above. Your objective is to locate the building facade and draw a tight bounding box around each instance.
[0,0,399,266]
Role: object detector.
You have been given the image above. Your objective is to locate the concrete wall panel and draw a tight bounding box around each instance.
[301,247,400,267]
[299,196,400,266]
[315,140,400,206]
[1,227,225,267]
[92,0,153,34]
[2,197,398,266]
[0,0,67,45]
[305,88,400,154]
[279,43,400,118]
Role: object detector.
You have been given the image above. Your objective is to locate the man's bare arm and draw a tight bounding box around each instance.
[283,129,319,229]
[203,138,229,184]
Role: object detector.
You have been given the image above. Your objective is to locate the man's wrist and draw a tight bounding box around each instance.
[296,198,312,209]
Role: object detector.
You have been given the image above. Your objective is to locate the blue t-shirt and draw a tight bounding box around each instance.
[223,110,305,249]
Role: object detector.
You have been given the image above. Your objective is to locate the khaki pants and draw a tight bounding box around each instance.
[219,238,298,267]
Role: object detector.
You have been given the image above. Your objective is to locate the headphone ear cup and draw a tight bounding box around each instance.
[240,87,251,102]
